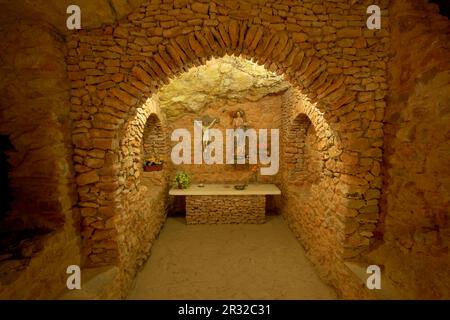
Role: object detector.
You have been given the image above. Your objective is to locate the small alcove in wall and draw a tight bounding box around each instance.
[0,135,12,223]
[286,113,324,189]
[0,135,52,286]
[141,113,169,196]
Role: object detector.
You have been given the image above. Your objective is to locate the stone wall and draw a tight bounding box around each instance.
[79,96,169,295]
[0,228,80,299]
[280,88,345,296]
[280,86,388,298]
[67,0,389,296]
[284,113,323,184]
[158,55,289,118]
[377,0,450,299]
[116,97,169,295]
[2,0,448,301]
[0,23,80,299]
[143,114,167,161]
[186,195,265,224]
[0,1,148,34]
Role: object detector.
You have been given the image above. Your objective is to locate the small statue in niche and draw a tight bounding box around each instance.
[231,110,249,163]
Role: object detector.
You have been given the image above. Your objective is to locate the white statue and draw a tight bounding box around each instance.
[202,117,218,150]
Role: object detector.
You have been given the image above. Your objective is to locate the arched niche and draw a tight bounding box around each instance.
[286,113,324,187]
[108,97,169,290]
[142,114,167,166]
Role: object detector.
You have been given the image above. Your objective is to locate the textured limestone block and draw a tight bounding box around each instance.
[186,195,266,224]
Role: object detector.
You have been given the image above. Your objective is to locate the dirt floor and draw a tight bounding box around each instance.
[128,215,338,299]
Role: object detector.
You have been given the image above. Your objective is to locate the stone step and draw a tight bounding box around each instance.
[58,266,120,300]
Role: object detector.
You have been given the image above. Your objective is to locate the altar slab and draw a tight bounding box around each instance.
[169,183,281,196]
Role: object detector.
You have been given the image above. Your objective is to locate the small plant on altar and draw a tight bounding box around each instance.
[143,156,163,171]
[174,171,191,189]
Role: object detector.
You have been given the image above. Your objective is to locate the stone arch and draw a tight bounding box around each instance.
[118,97,168,193]
[279,88,347,273]
[142,114,167,164]
[119,24,350,124]
[281,88,342,179]
[68,0,388,295]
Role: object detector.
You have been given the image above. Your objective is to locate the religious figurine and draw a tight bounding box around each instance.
[201,116,218,150]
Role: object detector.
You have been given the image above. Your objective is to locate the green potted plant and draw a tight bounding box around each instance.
[143,156,163,172]
[174,171,191,189]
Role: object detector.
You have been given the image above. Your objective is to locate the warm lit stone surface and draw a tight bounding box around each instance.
[50,0,391,298]
[0,22,80,299]
[58,266,121,300]
[128,216,338,299]
[0,0,147,33]
[168,94,284,184]
[378,0,450,299]
[0,0,448,300]
[113,97,169,295]
[0,229,80,299]
[170,183,281,196]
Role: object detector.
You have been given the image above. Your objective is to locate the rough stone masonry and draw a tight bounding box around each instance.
[186,195,266,224]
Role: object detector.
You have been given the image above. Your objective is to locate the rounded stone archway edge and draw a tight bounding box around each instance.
[68,1,388,296]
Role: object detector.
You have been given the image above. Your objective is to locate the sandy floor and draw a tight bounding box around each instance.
[128,215,338,299]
